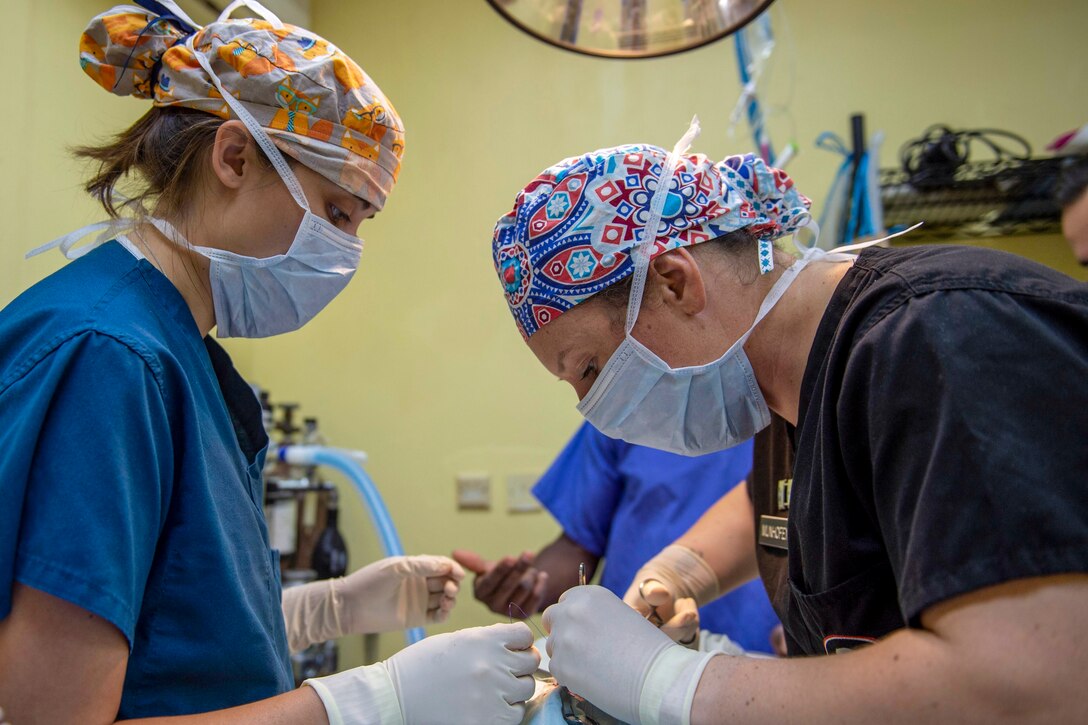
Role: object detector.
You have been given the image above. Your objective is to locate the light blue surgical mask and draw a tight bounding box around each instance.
[29,195,361,339]
[576,120,911,455]
[187,46,364,338]
[576,240,820,456]
[146,208,361,339]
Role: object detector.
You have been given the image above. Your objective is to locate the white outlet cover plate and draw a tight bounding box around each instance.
[456,473,491,510]
[506,473,541,513]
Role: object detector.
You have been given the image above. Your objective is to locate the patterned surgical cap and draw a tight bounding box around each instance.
[492,146,811,339]
[80,3,404,208]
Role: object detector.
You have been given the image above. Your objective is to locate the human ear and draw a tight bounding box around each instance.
[650,248,707,316]
[209,120,256,190]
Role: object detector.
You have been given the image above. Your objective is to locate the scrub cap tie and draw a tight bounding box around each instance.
[491,125,812,340]
[79,0,404,208]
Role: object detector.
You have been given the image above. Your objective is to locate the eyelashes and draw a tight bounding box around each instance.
[329,205,348,224]
[327,202,351,227]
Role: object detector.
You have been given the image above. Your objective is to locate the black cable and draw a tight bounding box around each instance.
[900,125,1032,189]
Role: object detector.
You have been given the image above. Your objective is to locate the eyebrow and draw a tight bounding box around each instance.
[352,196,378,218]
[345,195,365,216]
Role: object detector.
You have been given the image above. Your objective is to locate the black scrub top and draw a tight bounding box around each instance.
[749,245,1088,656]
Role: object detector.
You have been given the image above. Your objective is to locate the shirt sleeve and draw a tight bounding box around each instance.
[532,422,624,556]
[0,331,174,647]
[840,288,1088,623]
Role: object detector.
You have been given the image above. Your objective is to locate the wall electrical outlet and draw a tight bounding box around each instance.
[456,473,491,510]
[506,473,541,513]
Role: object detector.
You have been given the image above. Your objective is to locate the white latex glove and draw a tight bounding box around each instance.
[698,630,746,656]
[622,545,719,647]
[283,555,464,652]
[305,622,539,725]
[543,586,719,725]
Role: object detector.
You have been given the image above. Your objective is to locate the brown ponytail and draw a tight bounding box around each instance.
[73,106,224,219]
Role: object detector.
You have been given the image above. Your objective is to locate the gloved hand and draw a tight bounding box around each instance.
[283,555,464,652]
[542,586,719,725]
[622,545,719,648]
[699,630,746,656]
[451,549,549,617]
[305,622,539,725]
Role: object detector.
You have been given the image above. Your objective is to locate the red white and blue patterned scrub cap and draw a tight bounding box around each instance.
[492,145,812,340]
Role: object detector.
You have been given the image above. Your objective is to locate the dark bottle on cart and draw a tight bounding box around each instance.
[312,490,348,579]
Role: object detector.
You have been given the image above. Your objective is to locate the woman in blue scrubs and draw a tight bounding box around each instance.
[0,3,536,723]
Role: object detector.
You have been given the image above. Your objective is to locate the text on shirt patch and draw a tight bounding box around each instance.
[759,515,788,549]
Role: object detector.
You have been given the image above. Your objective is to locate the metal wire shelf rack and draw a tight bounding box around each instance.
[879,156,1078,240]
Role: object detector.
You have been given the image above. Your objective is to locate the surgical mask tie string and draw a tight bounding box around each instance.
[26,219,134,261]
[216,0,284,26]
[793,220,927,265]
[624,115,702,336]
[189,36,313,215]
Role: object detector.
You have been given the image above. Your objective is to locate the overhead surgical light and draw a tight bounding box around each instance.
[485,0,775,59]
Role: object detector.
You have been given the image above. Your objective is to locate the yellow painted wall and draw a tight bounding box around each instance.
[3,0,1085,668]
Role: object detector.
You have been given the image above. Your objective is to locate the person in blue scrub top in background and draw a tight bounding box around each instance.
[0,3,537,724]
[455,421,781,654]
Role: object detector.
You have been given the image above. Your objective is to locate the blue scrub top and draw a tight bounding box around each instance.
[534,422,780,653]
[0,242,292,716]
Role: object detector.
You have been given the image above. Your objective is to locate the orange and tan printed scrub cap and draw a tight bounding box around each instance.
[80,0,404,210]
